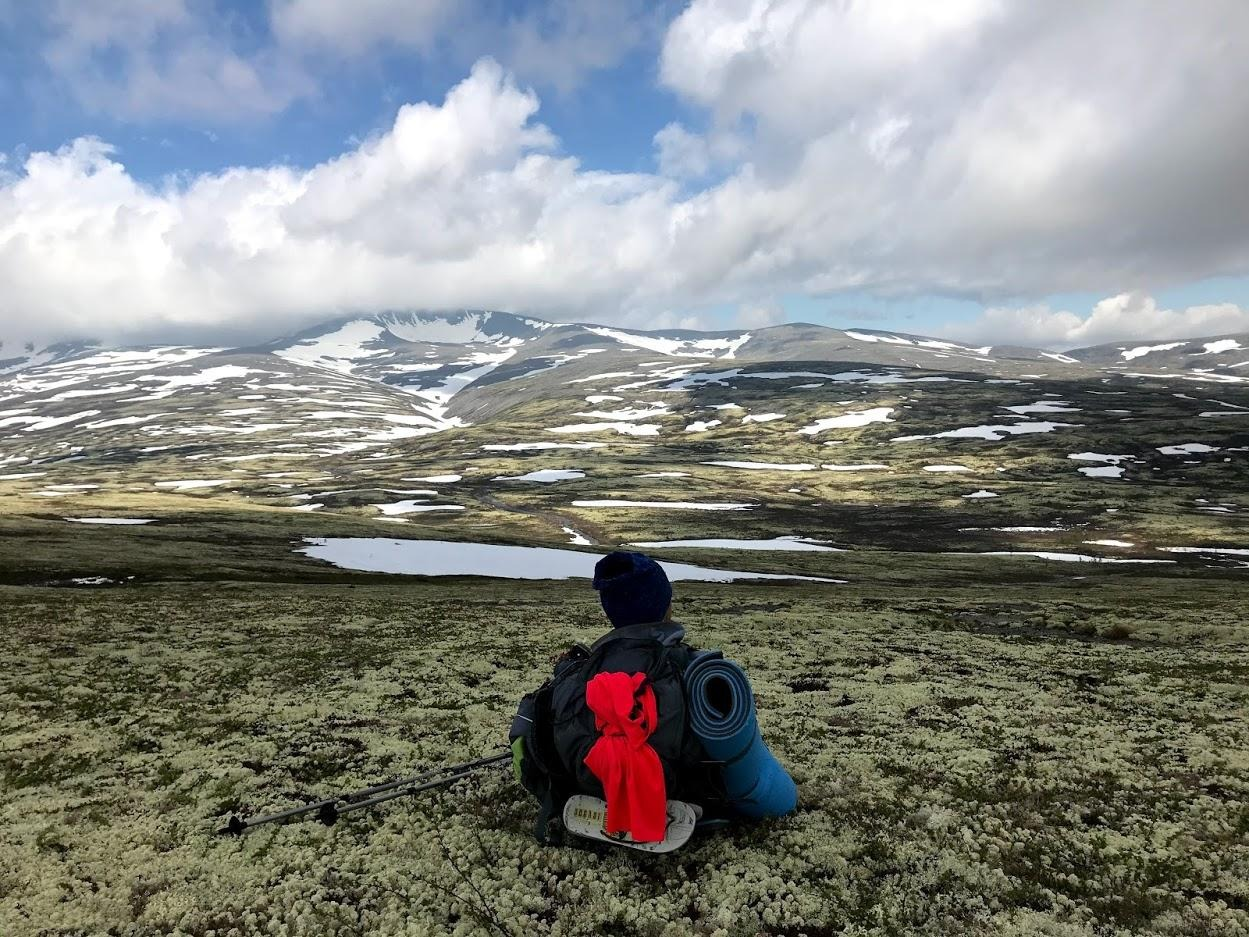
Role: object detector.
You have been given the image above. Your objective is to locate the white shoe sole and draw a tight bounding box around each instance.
[562,795,698,853]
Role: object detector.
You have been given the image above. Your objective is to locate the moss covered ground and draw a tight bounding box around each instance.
[1,358,1247,935]
[1,519,1246,936]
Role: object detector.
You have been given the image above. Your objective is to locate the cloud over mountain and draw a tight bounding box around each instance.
[3,1,1249,346]
[945,293,1249,350]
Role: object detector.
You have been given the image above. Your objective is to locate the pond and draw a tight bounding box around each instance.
[298,538,845,583]
[632,537,844,552]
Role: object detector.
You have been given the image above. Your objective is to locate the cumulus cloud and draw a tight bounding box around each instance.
[270,0,455,56]
[655,0,1249,298]
[500,0,662,95]
[40,0,312,121]
[21,0,658,123]
[5,2,1249,347]
[944,292,1249,349]
[0,61,689,346]
[653,123,710,179]
[735,302,785,329]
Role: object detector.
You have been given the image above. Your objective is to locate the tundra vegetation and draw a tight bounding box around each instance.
[1,319,1247,934]
[0,509,1246,937]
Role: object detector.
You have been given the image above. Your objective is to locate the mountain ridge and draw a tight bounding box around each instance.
[3,311,1247,461]
[6,309,1248,372]
[2,304,1246,576]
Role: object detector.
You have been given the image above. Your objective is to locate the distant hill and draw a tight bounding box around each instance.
[3,311,1247,453]
[1065,332,1248,380]
[2,309,1246,567]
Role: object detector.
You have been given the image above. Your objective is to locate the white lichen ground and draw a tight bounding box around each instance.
[1,579,1246,937]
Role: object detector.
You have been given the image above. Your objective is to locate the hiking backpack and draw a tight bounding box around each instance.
[509,622,724,843]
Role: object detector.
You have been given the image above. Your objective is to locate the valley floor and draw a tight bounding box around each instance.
[1,544,1246,936]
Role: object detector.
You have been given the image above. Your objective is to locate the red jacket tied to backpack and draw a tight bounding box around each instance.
[583,671,667,842]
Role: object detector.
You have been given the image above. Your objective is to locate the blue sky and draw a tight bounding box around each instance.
[2,1,1249,348]
[0,1,686,178]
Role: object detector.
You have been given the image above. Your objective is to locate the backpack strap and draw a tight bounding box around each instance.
[533,785,563,845]
[511,645,592,844]
[581,623,686,677]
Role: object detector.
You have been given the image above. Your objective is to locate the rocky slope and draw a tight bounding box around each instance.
[1,311,1246,569]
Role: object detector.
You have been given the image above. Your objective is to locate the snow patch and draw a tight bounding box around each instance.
[483,442,606,451]
[375,501,465,515]
[703,461,815,471]
[1079,466,1125,478]
[563,527,592,546]
[895,422,1077,442]
[585,327,751,359]
[153,479,230,491]
[799,407,894,435]
[130,366,259,400]
[575,405,670,421]
[1069,452,1131,463]
[845,331,911,345]
[1160,546,1249,557]
[1121,342,1185,361]
[275,320,388,374]
[959,551,1171,564]
[1158,443,1220,455]
[1,409,100,432]
[632,537,844,552]
[64,517,155,525]
[1003,400,1080,415]
[572,500,751,511]
[548,423,660,436]
[495,469,585,483]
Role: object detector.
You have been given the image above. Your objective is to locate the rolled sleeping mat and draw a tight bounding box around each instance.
[684,653,798,818]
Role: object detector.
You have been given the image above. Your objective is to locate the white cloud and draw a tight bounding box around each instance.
[6,2,1249,347]
[654,122,710,179]
[500,0,658,95]
[945,292,1249,349]
[735,302,784,329]
[270,0,454,55]
[271,0,654,89]
[655,0,1249,298]
[41,0,312,120]
[0,61,688,346]
[25,0,657,123]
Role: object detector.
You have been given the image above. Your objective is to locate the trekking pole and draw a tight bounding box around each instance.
[217,749,511,835]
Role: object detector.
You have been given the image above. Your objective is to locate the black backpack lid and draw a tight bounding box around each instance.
[589,621,685,652]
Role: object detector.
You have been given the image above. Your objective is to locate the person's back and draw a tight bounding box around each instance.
[510,550,796,847]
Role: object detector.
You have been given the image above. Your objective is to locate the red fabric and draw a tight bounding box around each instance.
[583,671,667,843]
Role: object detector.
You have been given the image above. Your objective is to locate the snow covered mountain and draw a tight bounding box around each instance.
[2,312,1246,459]
[1066,332,1249,382]
[3,309,1247,571]
[0,340,101,376]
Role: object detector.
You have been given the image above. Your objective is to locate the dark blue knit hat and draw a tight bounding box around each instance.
[592,551,673,628]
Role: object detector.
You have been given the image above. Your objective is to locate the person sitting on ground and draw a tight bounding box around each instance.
[510,550,797,847]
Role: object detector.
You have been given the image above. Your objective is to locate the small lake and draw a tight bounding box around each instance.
[631,537,845,552]
[298,538,844,583]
